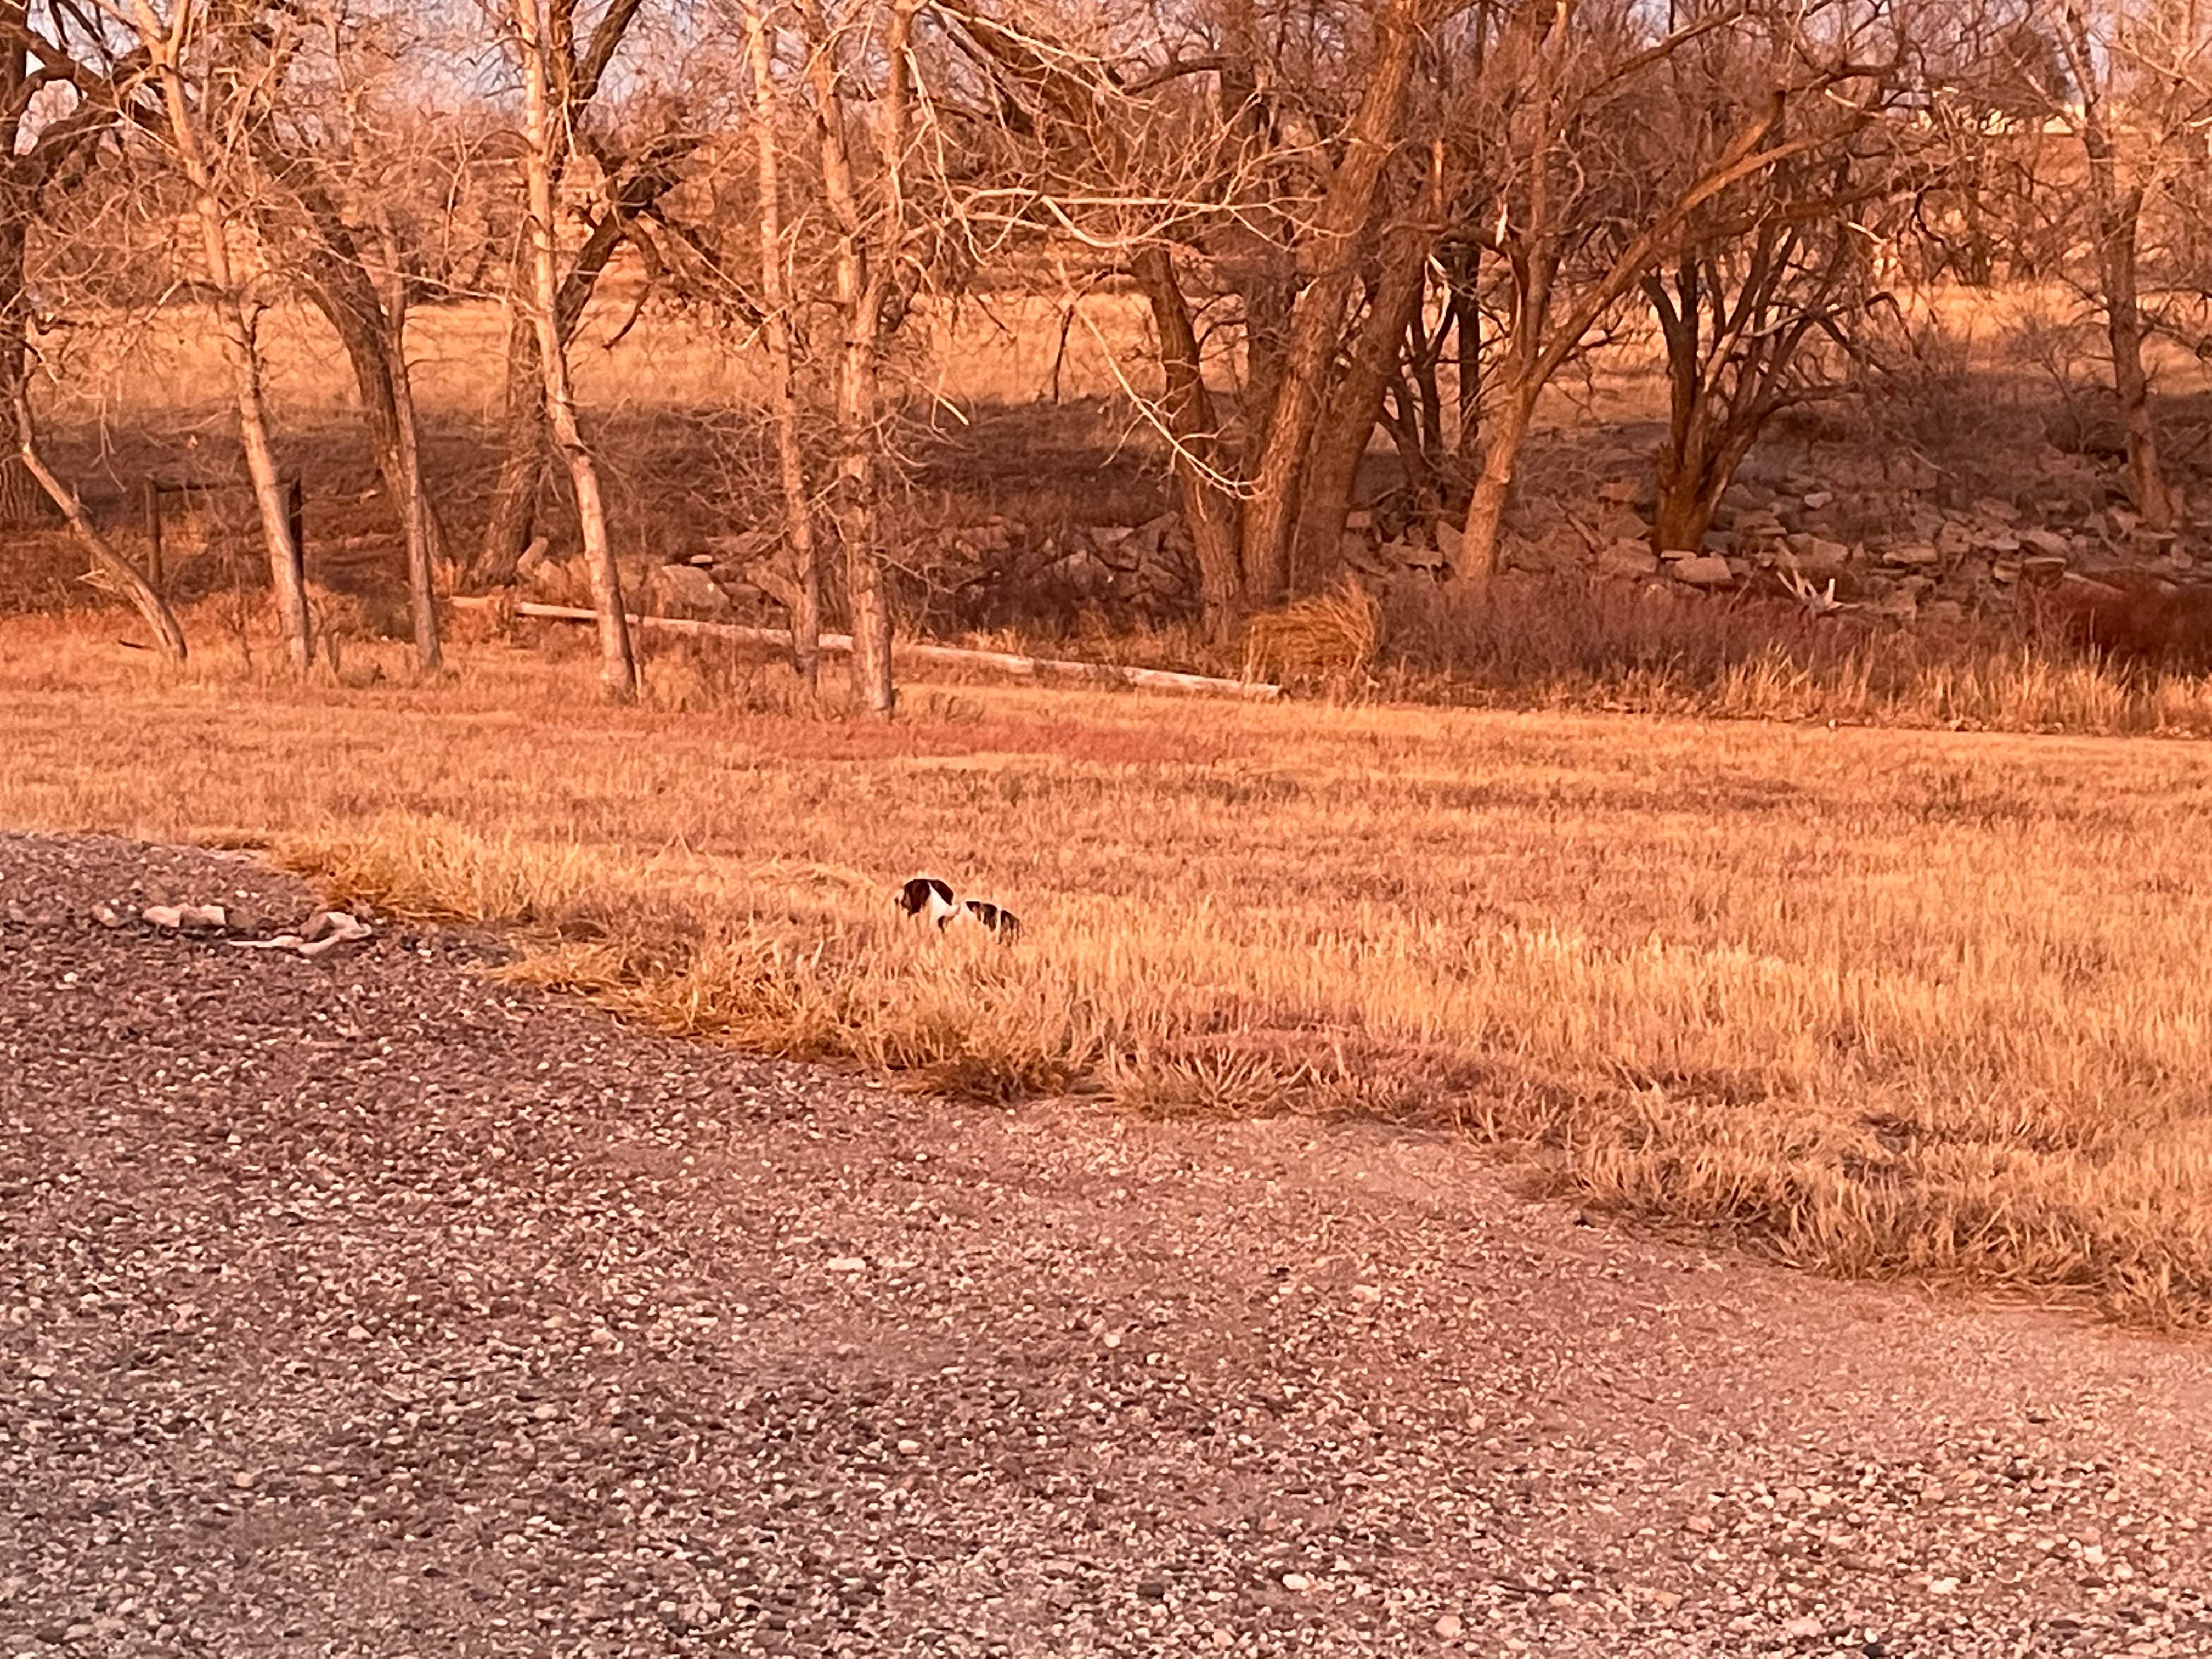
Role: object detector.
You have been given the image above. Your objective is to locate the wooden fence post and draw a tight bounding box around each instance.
[142,479,163,593]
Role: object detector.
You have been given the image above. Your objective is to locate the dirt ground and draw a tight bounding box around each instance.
[3,833,2209,1658]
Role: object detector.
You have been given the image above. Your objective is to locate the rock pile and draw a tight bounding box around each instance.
[516,514,1203,628]
[1340,451,2206,626]
[508,440,2205,636]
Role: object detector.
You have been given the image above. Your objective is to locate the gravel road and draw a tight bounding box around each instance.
[2,833,2208,1658]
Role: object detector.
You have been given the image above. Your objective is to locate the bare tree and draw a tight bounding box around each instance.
[2052,0,2179,529]
[1639,26,1906,551]
[737,0,823,693]
[14,352,187,659]
[125,0,313,669]
[511,0,638,698]
[242,0,452,670]
[801,0,918,716]
[1447,0,1887,580]
[474,0,707,586]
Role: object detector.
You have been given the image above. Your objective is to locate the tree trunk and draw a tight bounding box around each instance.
[517,0,635,700]
[301,257,445,669]
[1132,244,1245,643]
[1291,184,1436,588]
[1236,0,1427,608]
[385,324,444,672]
[131,0,311,670]
[1446,242,1481,502]
[1457,386,1535,582]
[478,309,548,584]
[742,0,821,695]
[805,0,915,718]
[475,147,693,586]
[2094,196,2173,529]
[14,373,186,660]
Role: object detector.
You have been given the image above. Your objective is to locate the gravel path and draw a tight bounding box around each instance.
[3,833,2208,1658]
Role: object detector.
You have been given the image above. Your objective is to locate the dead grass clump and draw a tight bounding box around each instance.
[1243,580,1381,686]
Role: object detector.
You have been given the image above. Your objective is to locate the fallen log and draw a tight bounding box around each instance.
[453,597,1283,700]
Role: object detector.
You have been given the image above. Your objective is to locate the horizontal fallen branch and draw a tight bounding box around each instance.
[453,598,1283,701]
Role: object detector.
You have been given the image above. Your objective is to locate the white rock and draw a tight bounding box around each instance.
[1280,1573,1313,1592]
[826,1256,867,1273]
[1435,1612,1465,1638]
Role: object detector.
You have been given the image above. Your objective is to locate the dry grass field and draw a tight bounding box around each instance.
[6,610,2211,1329]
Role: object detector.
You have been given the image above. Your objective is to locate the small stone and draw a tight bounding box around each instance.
[1927,1576,1960,1595]
[1280,1573,1313,1592]
[1435,1613,1465,1638]
[1350,1283,1382,1304]
[1783,1615,1821,1638]
[347,1324,371,1341]
[89,903,125,929]
[229,1470,256,1489]
[896,1438,922,1455]
[1801,490,1835,510]
[1683,1515,1713,1534]
[826,1256,867,1273]
[1671,554,1734,588]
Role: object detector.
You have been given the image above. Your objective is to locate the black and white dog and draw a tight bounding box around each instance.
[897,876,960,927]
[960,899,1020,939]
[897,876,1020,940]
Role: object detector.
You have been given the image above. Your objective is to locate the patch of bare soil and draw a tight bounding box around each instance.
[2,834,2207,1657]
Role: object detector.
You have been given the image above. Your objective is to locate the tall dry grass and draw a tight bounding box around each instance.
[6,608,2212,1327]
[1372,577,2212,736]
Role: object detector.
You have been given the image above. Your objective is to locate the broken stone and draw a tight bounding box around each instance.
[2019,527,2072,559]
[1596,539,1658,580]
[1786,534,1851,578]
[143,903,227,932]
[654,562,731,616]
[2022,555,2068,584]
[1671,554,1734,588]
[1882,543,1941,568]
